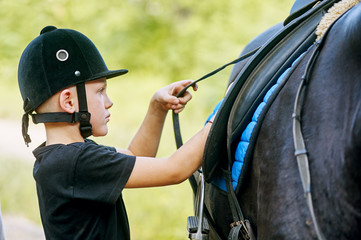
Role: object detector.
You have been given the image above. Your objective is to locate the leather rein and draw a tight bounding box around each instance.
[172,47,260,148]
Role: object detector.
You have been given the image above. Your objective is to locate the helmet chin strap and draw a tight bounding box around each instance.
[22,82,93,146]
[22,113,32,146]
[75,82,93,139]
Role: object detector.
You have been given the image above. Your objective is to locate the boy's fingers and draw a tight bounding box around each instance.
[191,83,198,92]
[162,94,179,105]
[173,109,183,114]
[166,80,198,112]
[172,80,196,96]
[172,106,186,114]
[178,90,192,104]
[179,79,193,87]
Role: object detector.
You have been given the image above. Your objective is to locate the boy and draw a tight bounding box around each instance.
[18,26,214,239]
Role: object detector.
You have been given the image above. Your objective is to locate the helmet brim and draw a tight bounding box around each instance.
[88,69,129,82]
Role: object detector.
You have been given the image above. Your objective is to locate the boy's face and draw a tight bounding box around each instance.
[85,78,113,137]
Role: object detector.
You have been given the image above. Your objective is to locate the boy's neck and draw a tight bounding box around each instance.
[44,122,84,145]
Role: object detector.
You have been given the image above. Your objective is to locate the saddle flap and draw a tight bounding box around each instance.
[202,0,339,183]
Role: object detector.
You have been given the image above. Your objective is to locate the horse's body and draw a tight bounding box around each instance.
[200,1,361,239]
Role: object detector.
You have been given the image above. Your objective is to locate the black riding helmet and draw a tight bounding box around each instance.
[18,26,128,146]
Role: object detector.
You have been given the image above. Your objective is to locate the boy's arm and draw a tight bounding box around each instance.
[124,80,196,157]
[125,121,212,188]
[123,82,230,188]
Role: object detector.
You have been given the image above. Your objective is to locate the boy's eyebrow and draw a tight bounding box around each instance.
[97,79,107,87]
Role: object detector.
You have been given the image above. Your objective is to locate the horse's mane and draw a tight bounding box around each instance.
[315,0,360,41]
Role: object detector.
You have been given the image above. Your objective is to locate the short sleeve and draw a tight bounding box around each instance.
[73,142,135,204]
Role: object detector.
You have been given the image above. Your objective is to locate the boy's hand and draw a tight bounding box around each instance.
[152,80,198,114]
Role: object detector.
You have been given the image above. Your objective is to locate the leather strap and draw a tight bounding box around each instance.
[292,6,350,238]
[30,82,93,139]
[31,112,90,124]
[228,220,255,240]
[172,47,260,149]
[224,170,244,223]
[76,82,93,138]
[285,0,321,25]
[224,170,256,240]
[22,113,31,146]
[292,41,325,240]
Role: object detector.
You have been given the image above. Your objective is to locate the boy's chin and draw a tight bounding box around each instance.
[92,129,108,137]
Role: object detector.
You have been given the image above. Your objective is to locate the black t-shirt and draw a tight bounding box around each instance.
[33,139,136,240]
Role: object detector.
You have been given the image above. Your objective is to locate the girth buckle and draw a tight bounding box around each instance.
[230,220,251,240]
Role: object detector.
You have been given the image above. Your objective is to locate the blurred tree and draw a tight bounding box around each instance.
[0,0,292,119]
[1,0,292,83]
[0,1,293,239]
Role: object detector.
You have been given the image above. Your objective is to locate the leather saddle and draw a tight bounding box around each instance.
[202,0,341,189]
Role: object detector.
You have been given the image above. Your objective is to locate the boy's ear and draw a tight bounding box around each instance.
[59,88,76,113]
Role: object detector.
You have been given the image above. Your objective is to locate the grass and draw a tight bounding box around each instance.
[124,184,195,239]
[0,156,41,225]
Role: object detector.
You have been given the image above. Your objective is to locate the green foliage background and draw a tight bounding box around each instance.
[0,0,293,239]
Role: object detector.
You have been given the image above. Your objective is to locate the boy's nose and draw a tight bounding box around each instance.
[105,96,113,109]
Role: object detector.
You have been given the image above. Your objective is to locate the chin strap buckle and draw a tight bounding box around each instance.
[77,111,92,138]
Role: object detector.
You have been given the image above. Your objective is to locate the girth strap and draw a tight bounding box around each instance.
[224,170,255,240]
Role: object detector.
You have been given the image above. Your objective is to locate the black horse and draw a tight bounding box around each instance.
[180,0,361,239]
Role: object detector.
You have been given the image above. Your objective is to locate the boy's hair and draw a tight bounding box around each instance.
[18,26,128,146]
